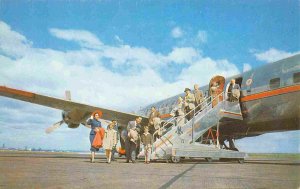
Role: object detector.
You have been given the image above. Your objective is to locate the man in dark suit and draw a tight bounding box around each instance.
[125,117,142,163]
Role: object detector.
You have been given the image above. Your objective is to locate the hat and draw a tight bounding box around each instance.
[184,88,191,92]
[92,110,103,118]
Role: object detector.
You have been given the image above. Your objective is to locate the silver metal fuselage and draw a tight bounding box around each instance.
[138,54,300,139]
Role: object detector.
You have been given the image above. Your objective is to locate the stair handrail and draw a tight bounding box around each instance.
[153,91,226,141]
[153,94,212,139]
[189,91,225,142]
[165,95,211,126]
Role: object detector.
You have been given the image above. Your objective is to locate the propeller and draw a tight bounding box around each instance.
[45,120,64,134]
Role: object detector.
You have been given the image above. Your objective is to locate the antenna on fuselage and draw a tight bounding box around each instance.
[65,90,71,101]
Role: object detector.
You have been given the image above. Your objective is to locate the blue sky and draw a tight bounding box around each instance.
[0,0,299,152]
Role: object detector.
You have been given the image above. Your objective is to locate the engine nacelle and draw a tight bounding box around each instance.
[68,123,80,129]
[62,111,80,128]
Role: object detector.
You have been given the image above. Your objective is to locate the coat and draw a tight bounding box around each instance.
[141,133,153,146]
[170,102,185,127]
[87,118,102,135]
[184,93,195,109]
[194,89,204,105]
[148,111,160,125]
[228,84,241,101]
[102,128,117,150]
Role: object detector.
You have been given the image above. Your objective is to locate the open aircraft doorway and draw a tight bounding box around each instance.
[209,75,225,107]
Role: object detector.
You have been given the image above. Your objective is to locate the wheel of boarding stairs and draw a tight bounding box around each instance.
[205,158,213,163]
[238,159,245,164]
[171,156,181,163]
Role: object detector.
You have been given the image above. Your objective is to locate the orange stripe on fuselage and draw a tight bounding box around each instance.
[241,85,300,102]
[0,86,35,98]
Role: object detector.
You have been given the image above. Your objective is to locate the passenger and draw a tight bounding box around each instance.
[125,117,142,163]
[194,84,204,113]
[87,112,103,163]
[210,82,221,107]
[103,122,117,164]
[119,129,128,156]
[141,126,153,164]
[107,120,119,161]
[184,88,195,121]
[148,107,161,135]
[227,79,241,102]
[170,96,185,128]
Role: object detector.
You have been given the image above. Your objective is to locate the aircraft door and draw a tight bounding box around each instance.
[209,76,225,107]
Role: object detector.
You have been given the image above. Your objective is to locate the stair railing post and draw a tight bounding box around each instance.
[191,107,195,143]
[216,120,220,149]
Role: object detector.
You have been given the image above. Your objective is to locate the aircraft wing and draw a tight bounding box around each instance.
[0,86,148,126]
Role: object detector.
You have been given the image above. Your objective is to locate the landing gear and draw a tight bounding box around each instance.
[220,138,239,151]
[228,138,239,151]
[170,156,181,163]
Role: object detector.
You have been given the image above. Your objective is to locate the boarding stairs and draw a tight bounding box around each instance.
[149,91,247,163]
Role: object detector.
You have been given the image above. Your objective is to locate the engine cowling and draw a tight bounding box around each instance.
[68,123,80,129]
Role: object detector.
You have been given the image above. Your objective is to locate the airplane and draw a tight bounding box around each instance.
[0,54,299,152]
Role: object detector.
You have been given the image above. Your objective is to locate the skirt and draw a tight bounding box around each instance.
[89,134,99,152]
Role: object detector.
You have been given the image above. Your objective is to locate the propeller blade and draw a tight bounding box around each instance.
[45,120,64,134]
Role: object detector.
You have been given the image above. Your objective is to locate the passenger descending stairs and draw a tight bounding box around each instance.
[150,91,245,161]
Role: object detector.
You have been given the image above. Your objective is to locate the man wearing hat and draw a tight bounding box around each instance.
[194,84,204,113]
[184,88,195,121]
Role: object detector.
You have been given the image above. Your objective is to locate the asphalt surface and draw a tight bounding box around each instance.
[0,151,299,189]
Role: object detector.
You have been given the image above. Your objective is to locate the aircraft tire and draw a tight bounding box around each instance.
[238,159,245,164]
[205,158,213,163]
[171,156,181,163]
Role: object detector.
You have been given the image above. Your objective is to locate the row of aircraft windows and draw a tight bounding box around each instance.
[269,72,300,90]
[142,72,300,115]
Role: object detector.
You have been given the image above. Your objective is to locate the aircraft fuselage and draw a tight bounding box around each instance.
[138,54,300,139]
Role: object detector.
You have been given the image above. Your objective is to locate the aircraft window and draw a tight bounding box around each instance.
[269,78,280,89]
[293,72,300,83]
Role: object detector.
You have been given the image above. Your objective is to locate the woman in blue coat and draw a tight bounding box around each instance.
[87,112,102,163]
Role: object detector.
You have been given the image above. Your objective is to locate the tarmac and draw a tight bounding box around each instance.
[0,151,299,189]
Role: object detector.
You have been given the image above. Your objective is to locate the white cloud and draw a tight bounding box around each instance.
[49,28,103,49]
[0,21,31,58]
[101,45,165,69]
[253,48,300,63]
[0,21,241,111]
[178,58,240,86]
[243,63,252,72]
[0,21,245,151]
[196,30,207,43]
[167,47,201,64]
[171,26,183,38]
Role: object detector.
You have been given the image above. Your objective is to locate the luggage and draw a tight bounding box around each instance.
[118,147,126,155]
